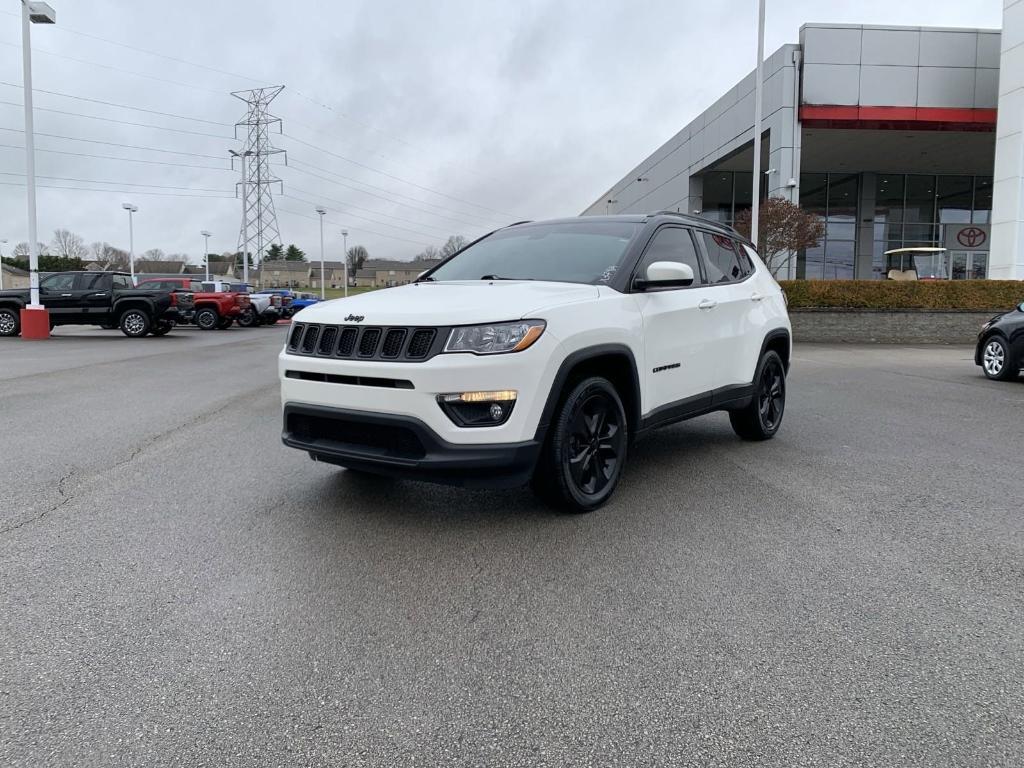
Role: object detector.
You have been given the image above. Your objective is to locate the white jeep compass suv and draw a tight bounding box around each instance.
[280,213,791,512]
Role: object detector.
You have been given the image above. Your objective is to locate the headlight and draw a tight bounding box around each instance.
[444,320,545,355]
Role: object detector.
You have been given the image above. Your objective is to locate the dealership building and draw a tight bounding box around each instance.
[585,14,1024,281]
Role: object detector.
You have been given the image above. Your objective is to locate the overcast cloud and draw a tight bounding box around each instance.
[0,0,1003,262]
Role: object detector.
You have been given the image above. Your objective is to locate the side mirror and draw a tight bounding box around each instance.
[634,261,695,290]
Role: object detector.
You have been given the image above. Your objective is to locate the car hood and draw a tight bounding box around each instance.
[292,281,601,325]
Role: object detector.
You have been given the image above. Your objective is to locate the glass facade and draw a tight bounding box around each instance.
[797,173,857,279]
[698,171,765,227]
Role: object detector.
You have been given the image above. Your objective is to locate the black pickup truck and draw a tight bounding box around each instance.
[0,271,192,338]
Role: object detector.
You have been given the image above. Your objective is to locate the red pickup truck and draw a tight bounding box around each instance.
[136,277,250,330]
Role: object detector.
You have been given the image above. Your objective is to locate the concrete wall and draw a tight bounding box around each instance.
[800,24,1000,108]
[790,308,995,344]
[991,0,1024,280]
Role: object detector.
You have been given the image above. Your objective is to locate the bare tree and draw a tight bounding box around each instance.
[439,235,467,258]
[89,241,129,271]
[414,245,440,262]
[733,197,825,277]
[13,241,48,258]
[50,228,89,260]
[346,245,369,275]
[140,248,166,261]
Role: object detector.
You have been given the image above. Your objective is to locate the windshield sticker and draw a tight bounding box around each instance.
[599,265,618,283]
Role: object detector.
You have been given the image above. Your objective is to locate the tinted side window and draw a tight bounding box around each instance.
[112,275,132,289]
[700,232,744,283]
[636,227,704,286]
[41,273,77,290]
[78,273,107,289]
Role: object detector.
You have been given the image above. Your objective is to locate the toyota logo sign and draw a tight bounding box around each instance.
[956,226,986,248]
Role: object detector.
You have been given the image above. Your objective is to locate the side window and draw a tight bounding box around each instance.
[40,273,77,291]
[736,244,757,277]
[636,226,704,287]
[112,275,132,289]
[78,273,107,289]
[700,232,745,284]
[190,281,203,292]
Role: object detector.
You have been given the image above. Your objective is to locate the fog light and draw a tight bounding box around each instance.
[438,390,517,427]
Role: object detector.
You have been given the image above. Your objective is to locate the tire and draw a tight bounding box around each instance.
[119,308,151,338]
[729,350,786,441]
[100,323,117,330]
[216,316,233,330]
[0,307,20,337]
[980,335,1016,381]
[150,320,174,337]
[236,308,257,328]
[532,376,628,513]
[194,307,219,331]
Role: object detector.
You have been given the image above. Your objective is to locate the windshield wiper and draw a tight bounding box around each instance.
[479,274,534,281]
[415,275,435,282]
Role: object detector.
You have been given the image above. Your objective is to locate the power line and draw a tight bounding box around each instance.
[0,40,228,97]
[0,142,230,171]
[0,180,232,199]
[275,205,432,248]
[0,100,233,139]
[283,190,452,240]
[280,132,516,218]
[287,157,503,228]
[0,80,231,126]
[0,126,228,160]
[0,171,229,193]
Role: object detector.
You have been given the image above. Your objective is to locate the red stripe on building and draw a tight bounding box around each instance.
[799,105,997,131]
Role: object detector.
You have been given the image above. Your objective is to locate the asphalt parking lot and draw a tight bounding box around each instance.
[1,327,1022,767]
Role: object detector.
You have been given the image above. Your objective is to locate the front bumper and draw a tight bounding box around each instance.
[282,403,541,488]
[160,307,181,322]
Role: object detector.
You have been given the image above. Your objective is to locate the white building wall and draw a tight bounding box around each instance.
[991,0,1024,280]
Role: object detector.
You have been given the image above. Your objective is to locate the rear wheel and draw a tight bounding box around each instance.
[119,308,151,338]
[236,307,257,328]
[216,316,233,330]
[729,350,786,440]
[981,335,1016,381]
[532,376,627,513]
[0,307,20,337]
[194,307,219,331]
[150,320,174,337]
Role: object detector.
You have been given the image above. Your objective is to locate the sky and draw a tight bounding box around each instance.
[0,0,1004,263]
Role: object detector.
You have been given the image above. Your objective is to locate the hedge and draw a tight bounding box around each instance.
[779,280,1024,310]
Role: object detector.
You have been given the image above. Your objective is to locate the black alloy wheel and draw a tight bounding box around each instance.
[730,350,786,440]
[194,307,219,330]
[150,320,174,336]
[533,376,628,513]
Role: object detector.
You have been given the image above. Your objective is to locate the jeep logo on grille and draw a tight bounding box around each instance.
[344,314,365,322]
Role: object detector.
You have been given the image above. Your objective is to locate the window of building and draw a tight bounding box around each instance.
[937,176,973,224]
[798,173,855,280]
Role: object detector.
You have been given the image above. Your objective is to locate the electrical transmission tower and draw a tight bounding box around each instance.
[231,86,287,276]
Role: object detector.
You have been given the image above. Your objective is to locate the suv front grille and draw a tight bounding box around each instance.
[287,323,447,362]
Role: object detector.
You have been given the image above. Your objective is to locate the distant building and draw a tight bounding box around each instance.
[1,262,29,289]
[350,259,442,288]
[260,260,311,288]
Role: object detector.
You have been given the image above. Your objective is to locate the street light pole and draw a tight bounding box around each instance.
[750,0,766,247]
[21,1,55,320]
[201,230,211,282]
[230,149,253,286]
[122,202,137,283]
[0,239,7,291]
[315,207,326,300]
[341,229,348,298]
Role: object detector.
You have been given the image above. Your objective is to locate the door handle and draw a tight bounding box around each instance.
[60,293,73,297]
[750,292,765,302]
[698,298,717,310]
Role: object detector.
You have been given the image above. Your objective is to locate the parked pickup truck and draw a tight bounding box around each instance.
[255,289,295,317]
[137,277,249,330]
[0,271,191,337]
[203,281,282,327]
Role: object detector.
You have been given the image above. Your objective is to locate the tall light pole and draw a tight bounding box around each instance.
[0,239,7,291]
[315,207,326,300]
[229,149,254,285]
[200,230,212,282]
[122,202,138,284]
[21,2,56,338]
[750,0,766,247]
[341,229,349,298]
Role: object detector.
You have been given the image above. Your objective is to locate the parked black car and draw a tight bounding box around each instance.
[0,271,192,338]
[975,301,1024,381]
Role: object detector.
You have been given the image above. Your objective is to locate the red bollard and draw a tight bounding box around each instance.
[20,307,51,340]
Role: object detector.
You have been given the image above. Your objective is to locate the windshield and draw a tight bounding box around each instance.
[426,220,640,285]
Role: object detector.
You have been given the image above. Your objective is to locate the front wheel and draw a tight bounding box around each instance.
[981,335,1016,381]
[730,350,786,440]
[0,307,20,337]
[236,308,257,328]
[532,376,628,513]
[119,308,151,338]
[216,316,233,330]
